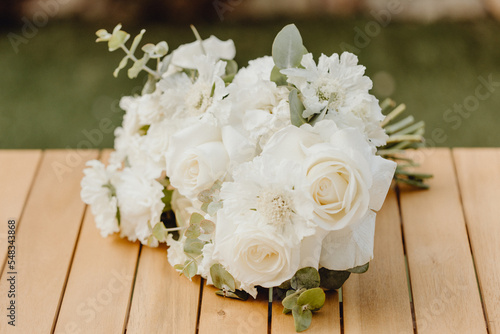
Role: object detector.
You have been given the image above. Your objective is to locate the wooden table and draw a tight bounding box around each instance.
[0,148,498,334]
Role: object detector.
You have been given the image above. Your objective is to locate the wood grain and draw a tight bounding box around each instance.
[398,148,486,333]
[453,148,500,334]
[53,150,140,334]
[343,186,414,334]
[198,285,268,334]
[0,149,98,334]
[271,289,340,334]
[126,245,201,334]
[0,150,41,274]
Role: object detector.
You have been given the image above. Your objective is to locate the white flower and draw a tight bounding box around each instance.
[166,122,229,201]
[81,160,120,237]
[213,157,317,291]
[262,121,396,231]
[282,52,373,118]
[169,36,235,71]
[166,234,189,268]
[159,56,228,122]
[116,167,165,245]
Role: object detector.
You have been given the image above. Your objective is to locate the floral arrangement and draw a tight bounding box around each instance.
[81,24,429,332]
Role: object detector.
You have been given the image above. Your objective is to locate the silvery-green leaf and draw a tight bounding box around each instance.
[184,259,198,279]
[215,289,249,301]
[207,201,223,216]
[113,56,129,78]
[292,305,313,332]
[142,74,157,95]
[155,41,169,57]
[270,66,288,86]
[282,289,302,309]
[198,189,212,203]
[127,55,149,79]
[152,222,167,242]
[289,89,307,127]
[278,279,291,290]
[347,262,369,274]
[297,288,325,311]
[108,30,130,52]
[272,24,304,69]
[319,268,351,290]
[185,223,201,239]
[129,29,145,55]
[190,212,204,225]
[183,238,204,256]
[291,267,320,290]
[200,220,215,234]
[210,263,236,292]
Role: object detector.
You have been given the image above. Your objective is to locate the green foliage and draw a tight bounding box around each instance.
[289,89,308,127]
[291,267,320,290]
[197,181,223,215]
[347,262,369,274]
[272,24,305,70]
[270,66,288,86]
[174,259,198,280]
[318,268,351,290]
[210,263,236,292]
[215,289,249,301]
[152,222,169,242]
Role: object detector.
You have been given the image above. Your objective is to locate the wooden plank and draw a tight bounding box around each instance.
[126,245,201,334]
[0,149,98,334]
[0,150,42,273]
[198,285,268,334]
[453,148,500,334]
[343,186,414,334]
[271,290,340,334]
[54,150,140,334]
[398,148,486,333]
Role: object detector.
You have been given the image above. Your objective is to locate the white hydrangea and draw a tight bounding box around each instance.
[81,160,121,237]
[116,167,165,245]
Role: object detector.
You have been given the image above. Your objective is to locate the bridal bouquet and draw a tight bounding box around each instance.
[81,24,428,332]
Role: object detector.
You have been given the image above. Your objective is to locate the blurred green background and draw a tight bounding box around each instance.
[1,14,500,148]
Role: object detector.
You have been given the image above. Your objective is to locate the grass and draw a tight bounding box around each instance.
[1,18,500,149]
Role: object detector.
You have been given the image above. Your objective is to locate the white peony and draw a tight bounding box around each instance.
[81,160,121,237]
[116,167,165,245]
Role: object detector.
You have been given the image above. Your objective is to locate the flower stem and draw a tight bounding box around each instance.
[120,44,161,79]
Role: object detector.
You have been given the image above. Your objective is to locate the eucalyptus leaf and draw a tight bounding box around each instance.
[289,89,308,127]
[183,259,198,279]
[319,268,351,290]
[291,267,320,290]
[185,223,201,239]
[152,222,167,242]
[347,262,369,274]
[272,24,305,70]
[292,305,313,332]
[210,263,236,292]
[282,289,302,309]
[108,30,130,52]
[270,66,288,86]
[183,238,205,256]
[297,288,325,311]
[200,220,215,234]
[190,212,205,226]
[215,289,249,301]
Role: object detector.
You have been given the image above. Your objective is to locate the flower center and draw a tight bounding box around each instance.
[185,81,213,115]
[313,77,346,111]
[257,191,293,226]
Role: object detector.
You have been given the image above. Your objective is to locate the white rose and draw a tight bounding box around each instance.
[214,210,300,289]
[166,122,229,201]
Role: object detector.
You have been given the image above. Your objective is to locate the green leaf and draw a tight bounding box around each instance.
[190,212,205,226]
[291,267,320,290]
[319,268,351,290]
[210,263,236,292]
[200,220,215,234]
[278,279,292,290]
[347,262,369,274]
[138,124,150,136]
[272,24,305,70]
[283,307,292,314]
[270,66,288,86]
[289,89,308,127]
[129,29,146,55]
[297,288,325,311]
[161,185,173,212]
[183,238,205,256]
[113,56,129,78]
[108,30,130,52]
[183,259,198,279]
[292,305,313,332]
[185,223,201,239]
[282,289,303,309]
[152,222,167,242]
[215,289,249,301]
